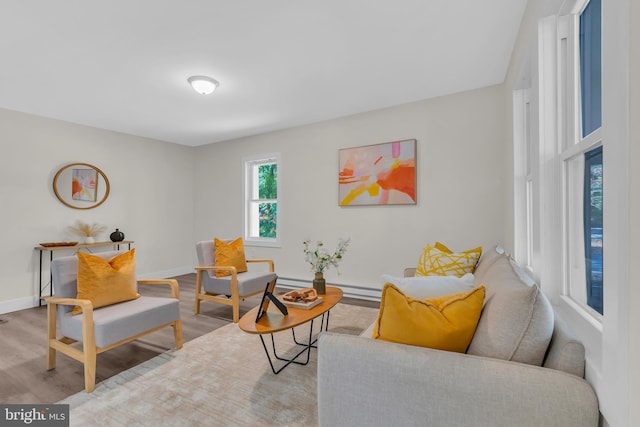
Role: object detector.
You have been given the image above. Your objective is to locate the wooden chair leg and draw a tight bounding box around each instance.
[173,319,183,349]
[81,309,97,393]
[46,303,57,370]
[231,298,240,323]
[194,270,203,314]
[84,352,96,393]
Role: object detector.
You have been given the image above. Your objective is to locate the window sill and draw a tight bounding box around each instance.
[559,295,603,333]
[244,239,281,248]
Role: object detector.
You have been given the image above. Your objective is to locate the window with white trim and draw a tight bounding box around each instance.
[517,0,603,318]
[514,85,535,270]
[244,153,281,247]
[560,0,603,316]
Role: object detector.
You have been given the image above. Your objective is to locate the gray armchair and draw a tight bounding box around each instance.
[44,250,183,393]
[194,240,277,323]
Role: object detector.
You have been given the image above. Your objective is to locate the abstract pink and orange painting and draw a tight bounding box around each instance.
[339,139,416,206]
[72,168,98,202]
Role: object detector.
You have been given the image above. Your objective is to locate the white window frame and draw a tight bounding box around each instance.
[243,152,282,248]
[529,1,604,325]
[513,84,536,271]
[557,3,604,321]
[517,1,630,423]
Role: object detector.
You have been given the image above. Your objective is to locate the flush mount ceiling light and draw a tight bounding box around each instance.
[188,75,219,95]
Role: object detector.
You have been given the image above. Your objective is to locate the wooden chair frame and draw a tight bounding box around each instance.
[194,259,275,323]
[44,279,183,393]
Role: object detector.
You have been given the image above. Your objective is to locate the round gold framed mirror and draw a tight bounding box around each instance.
[53,163,110,209]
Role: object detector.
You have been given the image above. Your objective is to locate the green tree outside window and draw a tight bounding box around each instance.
[258,164,277,238]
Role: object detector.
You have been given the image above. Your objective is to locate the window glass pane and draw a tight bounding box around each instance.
[258,163,277,199]
[259,202,277,238]
[244,154,280,245]
[583,146,603,314]
[579,0,602,137]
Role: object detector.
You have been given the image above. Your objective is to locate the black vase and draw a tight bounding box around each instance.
[110,228,125,242]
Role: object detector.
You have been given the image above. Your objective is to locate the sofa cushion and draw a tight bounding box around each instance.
[379,273,475,300]
[214,237,248,277]
[71,249,139,315]
[467,283,554,366]
[472,245,506,285]
[416,244,482,277]
[372,283,485,353]
[475,255,531,303]
[508,258,537,287]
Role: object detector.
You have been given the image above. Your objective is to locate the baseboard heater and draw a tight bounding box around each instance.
[277,276,381,302]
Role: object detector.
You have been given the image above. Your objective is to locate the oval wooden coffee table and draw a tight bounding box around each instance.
[239,286,343,374]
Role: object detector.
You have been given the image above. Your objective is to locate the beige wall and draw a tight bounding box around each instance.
[0,84,509,309]
[193,85,507,295]
[628,0,639,423]
[0,108,196,312]
[0,84,508,309]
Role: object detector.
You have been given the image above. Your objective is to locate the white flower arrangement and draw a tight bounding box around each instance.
[303,238,351,274]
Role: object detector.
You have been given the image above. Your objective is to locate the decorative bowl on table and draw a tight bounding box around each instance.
[39,242,79,247]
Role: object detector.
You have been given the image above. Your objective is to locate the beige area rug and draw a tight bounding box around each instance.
[60,303,378,427]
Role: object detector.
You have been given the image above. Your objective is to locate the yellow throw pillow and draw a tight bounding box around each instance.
[214,237,248,277]
[72,249,139,315]
[416,243,482,277]
[372,283,485,352]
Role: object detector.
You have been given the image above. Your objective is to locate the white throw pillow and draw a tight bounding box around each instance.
[379,273,475,300]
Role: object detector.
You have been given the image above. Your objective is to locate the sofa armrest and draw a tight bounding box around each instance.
[317,333,598,427]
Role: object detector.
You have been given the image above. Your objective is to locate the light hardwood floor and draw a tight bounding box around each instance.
[0,273,378,404]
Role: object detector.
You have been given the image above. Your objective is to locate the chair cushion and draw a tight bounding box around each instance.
[60,296,180,348]
[467,283,554,366]
[416,243,481,277]
[71,249,139,315]
[201,271,277,297]
[372,283,485,353]
[214,237,248,277]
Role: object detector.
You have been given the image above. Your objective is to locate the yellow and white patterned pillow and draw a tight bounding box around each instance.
[416,243,482,277]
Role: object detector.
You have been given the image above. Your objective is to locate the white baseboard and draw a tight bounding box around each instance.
[0,296,40,315]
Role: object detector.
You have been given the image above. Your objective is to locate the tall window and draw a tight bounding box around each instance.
[244,153,281,247]
[562,0,603,316]
[513,86,535,269]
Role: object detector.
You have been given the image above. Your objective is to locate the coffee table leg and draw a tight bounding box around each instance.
[259,315,327,375]
[292,311,331,347]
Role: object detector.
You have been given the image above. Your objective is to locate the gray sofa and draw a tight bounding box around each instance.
[317,247,599,427]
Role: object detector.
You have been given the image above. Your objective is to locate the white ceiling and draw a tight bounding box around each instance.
[0,1,527,146]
